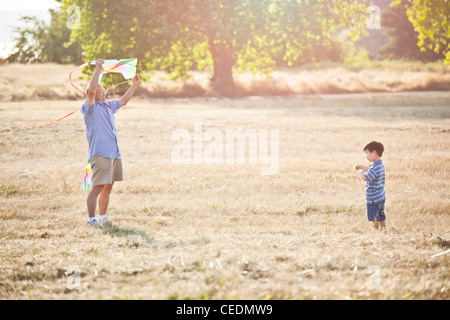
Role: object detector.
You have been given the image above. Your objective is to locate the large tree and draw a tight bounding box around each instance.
[63,0,369,93]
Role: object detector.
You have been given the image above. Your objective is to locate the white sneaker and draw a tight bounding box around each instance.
[99,216,113,228]
[86,218,99,227]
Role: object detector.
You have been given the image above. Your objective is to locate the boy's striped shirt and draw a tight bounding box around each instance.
[364,159,385,204]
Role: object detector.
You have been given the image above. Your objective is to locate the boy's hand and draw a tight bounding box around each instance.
[132,74,141,86]
[356,165,368,172]
[360,170,368,181]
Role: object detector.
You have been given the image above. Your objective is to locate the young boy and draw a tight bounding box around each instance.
[81,58,141,227]
[356,141,386,229]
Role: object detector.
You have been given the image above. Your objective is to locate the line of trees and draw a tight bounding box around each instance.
[6,8,82,64]
[5,0,449,93]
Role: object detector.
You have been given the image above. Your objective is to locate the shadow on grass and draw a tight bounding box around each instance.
[100,226,178,249]
[100,226,154,245]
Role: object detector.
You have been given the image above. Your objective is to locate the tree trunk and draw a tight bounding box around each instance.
[209,39,236,96]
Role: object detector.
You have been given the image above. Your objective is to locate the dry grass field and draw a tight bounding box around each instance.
[0,65,449,300]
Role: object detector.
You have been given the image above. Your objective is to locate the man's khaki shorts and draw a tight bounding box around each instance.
[90,155,123,186]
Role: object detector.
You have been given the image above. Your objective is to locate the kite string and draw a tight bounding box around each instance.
[98,60,137,93]
[105,78,134,94]
[71,59,137,96]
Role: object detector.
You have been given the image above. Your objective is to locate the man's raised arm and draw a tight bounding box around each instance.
[120,74,141,107]
[87,59,104,107]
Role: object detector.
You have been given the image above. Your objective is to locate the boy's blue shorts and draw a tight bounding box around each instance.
[366,200,385,222]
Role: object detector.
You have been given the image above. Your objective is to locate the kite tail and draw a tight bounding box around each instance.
[83,159,92,192]
[28,63,88,129]
[69,62,89,96]
[27,107,81,129]
[105,79,134,93]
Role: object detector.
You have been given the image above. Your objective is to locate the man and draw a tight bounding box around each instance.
[81,58,141,227]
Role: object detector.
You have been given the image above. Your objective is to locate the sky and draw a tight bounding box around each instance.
[0,0,59,12]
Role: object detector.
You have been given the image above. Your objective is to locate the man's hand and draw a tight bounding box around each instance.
[132,74,141,87]
[87,58,105,107]
[95,58,105,72]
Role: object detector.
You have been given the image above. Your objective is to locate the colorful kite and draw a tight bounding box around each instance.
[93,58,138,84]
[29,58,138,128]
[70,58,138,97]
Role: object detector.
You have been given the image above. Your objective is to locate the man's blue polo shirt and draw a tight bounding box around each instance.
[81,99,122,160]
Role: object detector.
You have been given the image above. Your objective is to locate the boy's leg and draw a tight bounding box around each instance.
[98,183,114,216]
[367,203,377,228]
[87,185,105,218]
[367,202,386,229]
[378,201,386,229]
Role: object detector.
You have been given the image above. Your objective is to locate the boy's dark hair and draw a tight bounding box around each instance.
[364,141,384,156]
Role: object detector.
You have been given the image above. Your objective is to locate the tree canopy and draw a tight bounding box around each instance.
[63,0,369,92]
[6,0,449,93]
